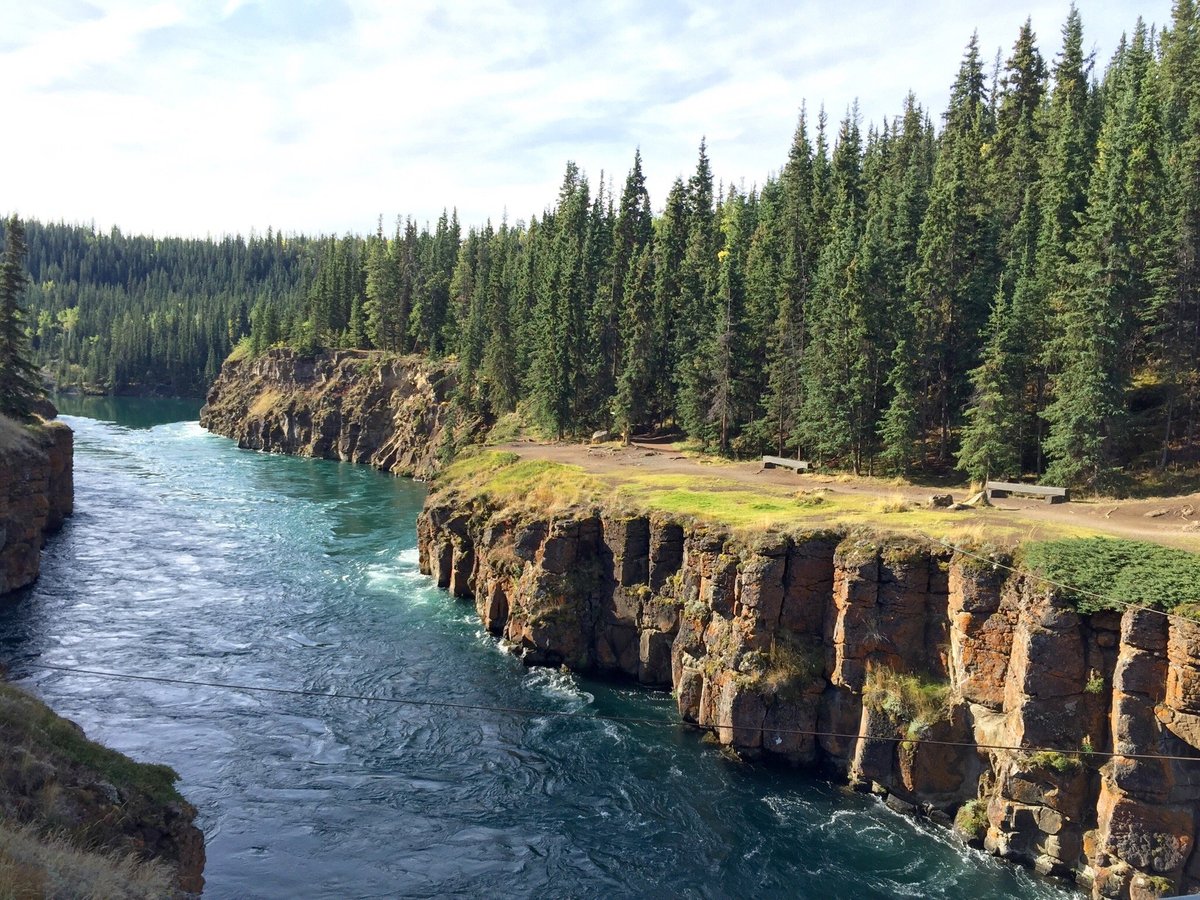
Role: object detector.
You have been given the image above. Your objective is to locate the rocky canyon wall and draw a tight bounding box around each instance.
[418,492,1200,899]
[0,417,73,595]
[201,348,462,480]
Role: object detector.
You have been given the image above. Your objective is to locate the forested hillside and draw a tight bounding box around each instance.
[10,6,1200,488]
[3,222,319,394]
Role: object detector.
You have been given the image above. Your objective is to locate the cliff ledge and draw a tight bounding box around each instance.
[200,348,462,479]
[0,415,73,595]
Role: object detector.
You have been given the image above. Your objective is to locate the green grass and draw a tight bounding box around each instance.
[862,667,951,735]
[1021,537,1200,614]
[0,683,183,807]
[226,335,254,363]
[438,451,603,513]
[436,452,1114,547]
[954,799,989,840]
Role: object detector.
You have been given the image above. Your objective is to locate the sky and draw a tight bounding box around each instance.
[0,0,1174,239]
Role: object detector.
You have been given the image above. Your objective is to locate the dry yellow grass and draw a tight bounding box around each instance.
[248,388,285,418]
[0,822,173,900]
[0,415,36,452]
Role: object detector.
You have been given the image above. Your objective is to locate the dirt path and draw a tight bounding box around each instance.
[498,438,1200,549]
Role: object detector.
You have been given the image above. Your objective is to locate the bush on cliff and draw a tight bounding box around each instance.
[862,666,951,736]
[1021,537,1200,614]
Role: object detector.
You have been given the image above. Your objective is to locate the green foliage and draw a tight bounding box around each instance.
[862,666,951,733]
[954,799,989,840]
[17,5,1200,484]
[1027,749,1082,773]
[0,683,182,807]
[1021,537,1200,613]
[0,216,43,418]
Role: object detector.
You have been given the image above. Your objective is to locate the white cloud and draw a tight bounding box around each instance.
[0,0,1174,237]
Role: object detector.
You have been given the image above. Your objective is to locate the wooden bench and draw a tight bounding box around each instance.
[762,455,810,473]
[986,481,1069,504]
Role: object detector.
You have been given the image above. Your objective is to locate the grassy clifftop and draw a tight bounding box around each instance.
[435,448,1200,617]
[0,680,204,895]
[438,449,1092,540]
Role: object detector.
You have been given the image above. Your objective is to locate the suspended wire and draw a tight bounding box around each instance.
[16,661,1200,764]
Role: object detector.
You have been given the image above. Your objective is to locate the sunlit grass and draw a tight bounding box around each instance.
[435,451,1199,551]
[0,415,37,452]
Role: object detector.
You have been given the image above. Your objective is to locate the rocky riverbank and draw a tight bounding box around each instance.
[0,678,206,895]
[418,484,1200,899]
[200,348,463,480]
[1,411,205,895]
[0,414,73,594]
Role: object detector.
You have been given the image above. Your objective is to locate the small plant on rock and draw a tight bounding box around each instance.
[954,799,989,841]
[1028,750,1082,774]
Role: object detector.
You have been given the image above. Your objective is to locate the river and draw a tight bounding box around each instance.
[0,399,1074,899]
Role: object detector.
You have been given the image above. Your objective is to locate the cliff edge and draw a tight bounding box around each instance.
[1,413,205,895]
[200,348,462,479]
[0,415,73,595]
[0,678,205,895]
[418,459,1200,899]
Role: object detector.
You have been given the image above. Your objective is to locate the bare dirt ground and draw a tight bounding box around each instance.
[497,436,1200,550]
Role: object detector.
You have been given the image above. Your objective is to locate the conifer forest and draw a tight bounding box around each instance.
[7,6,1200,489]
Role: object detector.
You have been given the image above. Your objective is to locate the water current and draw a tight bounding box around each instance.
[0,399,1076,899]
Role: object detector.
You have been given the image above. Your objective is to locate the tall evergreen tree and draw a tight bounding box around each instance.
[800,109,873,471]
[1155,0,1200,464]
[908,32,998,461]
[1043,22,1167,486]
[676,140,721,440]
[611,246,655,442]
[0,216,42,418]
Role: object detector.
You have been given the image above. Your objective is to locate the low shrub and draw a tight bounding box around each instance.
[1021,537,1200,615]
[862,666,951,734]
[954,799,989,840]
[1028,750,1082,773]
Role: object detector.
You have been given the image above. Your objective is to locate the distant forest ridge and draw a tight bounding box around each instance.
[6,4,1199,489]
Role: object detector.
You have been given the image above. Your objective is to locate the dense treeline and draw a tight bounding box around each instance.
[0,220,321,394]
[12,5,1200,487]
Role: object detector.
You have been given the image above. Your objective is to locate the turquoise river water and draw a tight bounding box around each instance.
[0,399,1076,899]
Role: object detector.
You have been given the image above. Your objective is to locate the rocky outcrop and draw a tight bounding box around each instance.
[419,491,1200,898]
[200,348,463,480]
[0,678,205,895]
[0,417,73,594]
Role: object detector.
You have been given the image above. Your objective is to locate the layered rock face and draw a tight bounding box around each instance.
[201,349,460,479]
[0,419,73,594]
[419,493,1200,898]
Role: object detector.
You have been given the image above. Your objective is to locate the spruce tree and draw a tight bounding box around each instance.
[676,140,721,442]
[1155,0,1200,464]
[908,32,998,461]
[1043,22,1165,486]
[957,286,1022,482]
[611,246,655,443]
[800,109,873,472]
[0,216,42,419]
[758,109,818,456]
[650,179,689,427]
